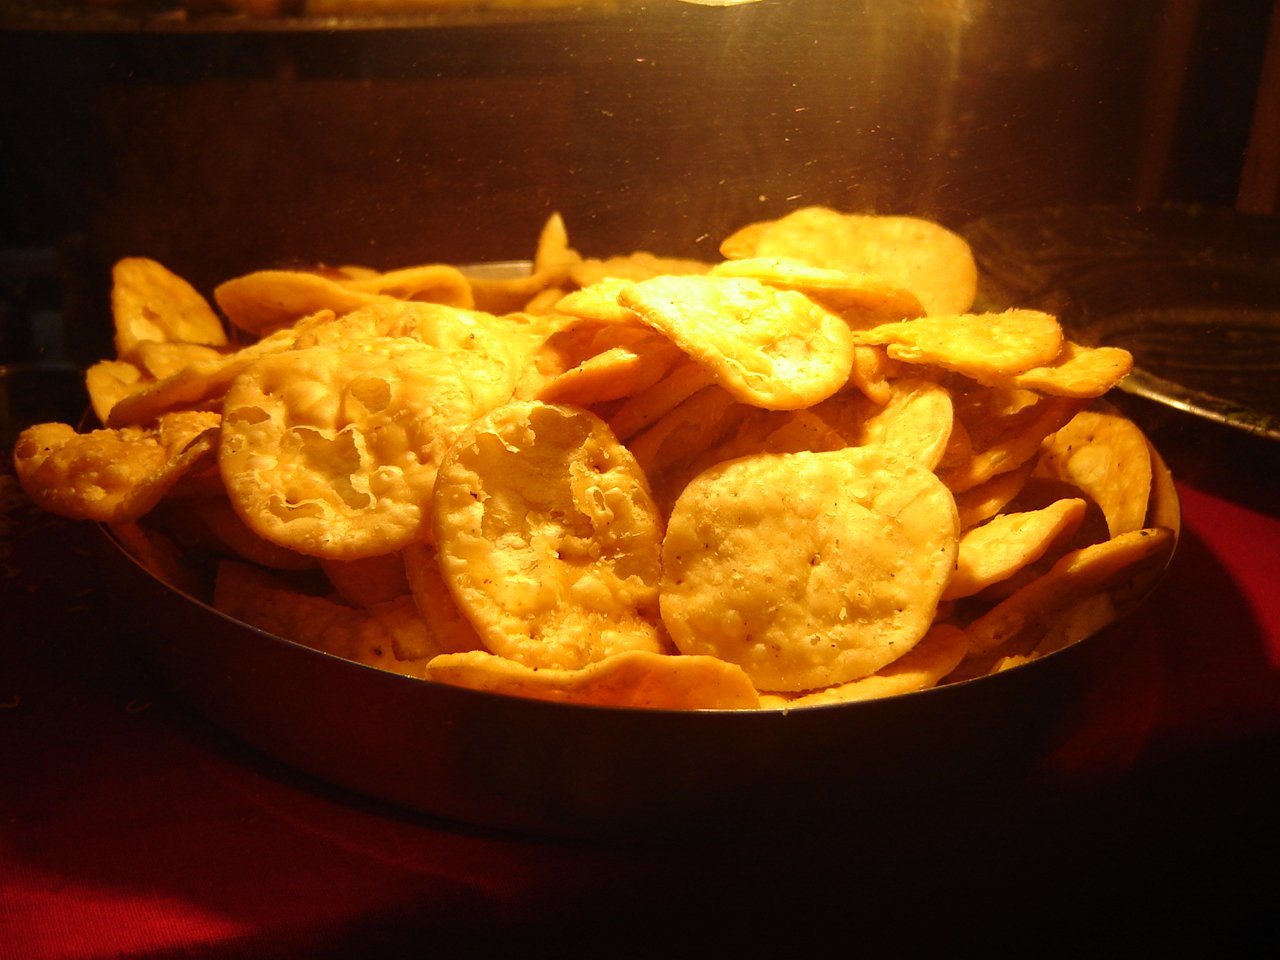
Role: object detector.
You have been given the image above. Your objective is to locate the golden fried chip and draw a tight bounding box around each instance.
[951,457,1037,529]
[552,278,638,325]
[401,540,489,655]
[846,344,899,405]
[943,498,1087,600]
[709,256,925,329]
[660,446,959,692]
[1002,341,1134,397]
[568,251,712,288]
[630,386,847,513]
[338,262,474,308]
[85,359,146,425]
[962,526,1176,658]
[133,341,226,380]
[766,623,969,708]
[1030,592,1119,659]
[219,338,477,560]
[605,357,716,441]
[151,492,319,572]
[938,385,1082,493]
[111,256,228,358]
[852,310,1064,380]
[518,311,685,407]
[532,210,579,276]
[214,269,396,336]
[14,411,220,523]
[719,206,978,316]
[810,377,954,470]
[625,385,743,505]
[1035,408,1152,538]
[534,339,684,408]
[105,322,306,428]
[212,560,442,677]
[432,400,666,670]
[619,274,855,410]
[320,551,411,607]
[423,649,760,710]
[291,300,533,415]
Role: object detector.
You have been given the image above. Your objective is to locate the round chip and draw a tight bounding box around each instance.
[619,273,855,411]
[219,338,477,560]
[292,300,534,415]
[660,446,959,692]
[432,400,667,670]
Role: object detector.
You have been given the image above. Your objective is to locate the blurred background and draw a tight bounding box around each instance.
[1,0,1276,370]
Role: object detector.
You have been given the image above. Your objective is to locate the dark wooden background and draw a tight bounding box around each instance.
[1,0,1273,365]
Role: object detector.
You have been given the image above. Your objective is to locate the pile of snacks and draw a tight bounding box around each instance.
[12,205,1177,710]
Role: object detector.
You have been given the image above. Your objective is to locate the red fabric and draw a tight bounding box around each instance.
[3,436,1278,957]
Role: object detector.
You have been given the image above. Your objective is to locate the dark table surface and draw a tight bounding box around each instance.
[3,384,1278,957]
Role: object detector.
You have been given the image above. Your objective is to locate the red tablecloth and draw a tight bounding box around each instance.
[3,402,1278,956]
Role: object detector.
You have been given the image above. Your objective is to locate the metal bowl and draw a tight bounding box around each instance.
[92,444,1179,842]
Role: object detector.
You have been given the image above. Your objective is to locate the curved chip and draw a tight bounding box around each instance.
[761,623,970,708]
[432,400,667,670]
[659,446,959,692]
[709,256,925,329]
[569,251,712,288]
[943,497,1087,600]
[939,385,1082,493]
[962,526,1176,659]
[719,206,977,316]
[629,385,848,514]
[111,256,228,357]
[105,322,305,428]
[211,560,443,677]
[466,213,581,315]
[401,540,490,656]
[219,338,477,560]
[853,310,1064,380]
[214,269,396,336]
[1002,341,1134,397]
[337,262,474,308]
[810,377,954,470]
[1035,408,1153,538]
[423,649,760,710]
[13,411,220,523]
[619,273,855,410]
[605,358,716,441]
[85,359,147,425]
